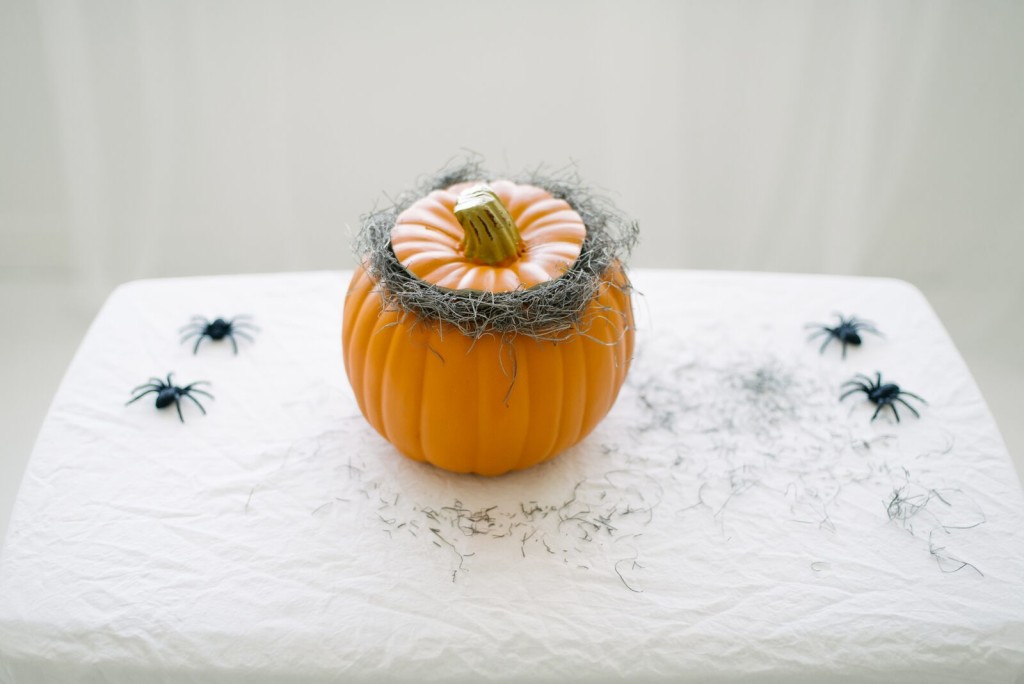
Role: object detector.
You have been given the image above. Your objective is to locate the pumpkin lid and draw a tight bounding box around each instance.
[391,180,586,292]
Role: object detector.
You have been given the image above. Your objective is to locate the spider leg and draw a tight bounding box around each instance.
[840,379,870,389]
[166,372,175,386]
[806,328,829,340]
[899,391,927,404]
[180,331,202,344]
[228,333,238,355]
[840,383,871,394]
[184,388,214,399]
[895,397,921,418]
[193,335,207,355]
[174,398,185,423]
[804,322,826,329]
[182,393,207,415]
[230,315,260,330]
[131,382,161,393]
[840,389,865,401]
[889,402,902,423]
[871,403,885,422]
[853,373,874,386]
[875,371,883,387]
[178,323,205,333]
[818,336,834,355]
[841,340,849,359]
[126,388,159,405]
[233,329,255,343]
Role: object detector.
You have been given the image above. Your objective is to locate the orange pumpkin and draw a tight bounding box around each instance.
[343,178,634,476]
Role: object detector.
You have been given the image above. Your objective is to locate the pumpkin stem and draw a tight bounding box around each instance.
[454,184,522,265]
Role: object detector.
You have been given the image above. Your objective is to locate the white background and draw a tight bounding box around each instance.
[1,0,1022,538]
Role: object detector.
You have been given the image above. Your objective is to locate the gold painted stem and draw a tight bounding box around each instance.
[454,184,522,265]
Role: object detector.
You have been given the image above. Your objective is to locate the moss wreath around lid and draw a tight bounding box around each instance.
[354,159,639,341]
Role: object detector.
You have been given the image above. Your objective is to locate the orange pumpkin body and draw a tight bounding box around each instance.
[342,180,634,476]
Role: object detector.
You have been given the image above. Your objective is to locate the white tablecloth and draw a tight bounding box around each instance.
[1,269,1022,683]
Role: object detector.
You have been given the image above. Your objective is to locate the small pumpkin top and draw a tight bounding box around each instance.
[391,180,586,292]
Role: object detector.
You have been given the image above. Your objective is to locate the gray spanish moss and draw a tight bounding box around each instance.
[354,159,639,341]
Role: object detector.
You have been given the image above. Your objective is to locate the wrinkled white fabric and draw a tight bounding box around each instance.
[0,270,1022,683]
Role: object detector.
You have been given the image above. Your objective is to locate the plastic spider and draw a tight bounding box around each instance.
[126,373,213,423]
[180,315,257,354]
[840,372,926,423]
[806,314,881,358]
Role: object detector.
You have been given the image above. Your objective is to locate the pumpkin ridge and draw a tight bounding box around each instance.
[432,263,471,290]
[379,316,424,460]
[341,269,369,379]
[390,222,460,245]
[456,266,482,291]
[346,275,385,417]
[516,337,564,470]
[419,334,439,469]
[579,298,620,438]
[558,336,588,454]
[515,199,578,230]
[399,251,459,275]
[398,202,462,241]
[511,262,550,288]
[418,261,464,287]
[475,342,486,475]
[421,328,477,472]
[361,307,401,434]
[392,238,458,255]
[509,342,531,472]
[520,222,587,242]
[476,268,496,293]
[610,272,635,391]
[414,328,438,465]
[538,341,565,466]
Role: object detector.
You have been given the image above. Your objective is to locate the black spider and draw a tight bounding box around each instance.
[806,314,881,358]
[126,373,213,423]
[180,315,257,354]
[840,372,926,423]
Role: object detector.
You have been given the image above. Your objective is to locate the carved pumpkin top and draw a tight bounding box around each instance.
[390,180,586,292]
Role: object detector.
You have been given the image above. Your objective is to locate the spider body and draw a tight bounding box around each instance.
[841,372,925,423]
[154,386,180,409]
[126,373,213,423]
[806,314,881,358]
[204,318,233,340]
[180,315,256,354]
